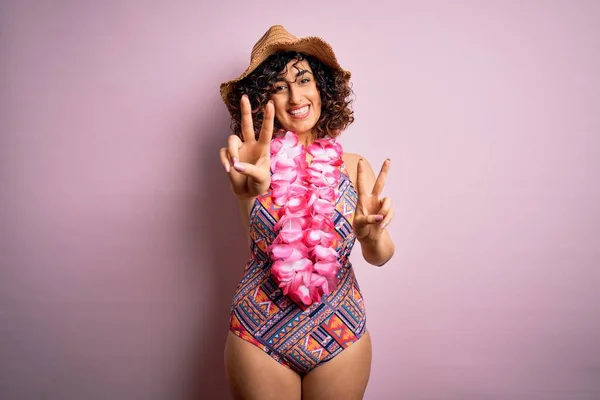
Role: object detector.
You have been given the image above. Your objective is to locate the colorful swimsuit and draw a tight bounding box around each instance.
[229,162,367,374]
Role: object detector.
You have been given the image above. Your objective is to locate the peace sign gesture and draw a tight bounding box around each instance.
[353,158,394,242]
[219,95,275,199]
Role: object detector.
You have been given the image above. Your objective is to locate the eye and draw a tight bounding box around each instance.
[274,84,288,92]
[300,77,310,84]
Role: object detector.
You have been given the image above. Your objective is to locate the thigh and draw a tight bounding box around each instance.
[301,330,372,400]
[224,331,302,400]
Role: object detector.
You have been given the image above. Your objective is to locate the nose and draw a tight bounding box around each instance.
[288,86,301,105]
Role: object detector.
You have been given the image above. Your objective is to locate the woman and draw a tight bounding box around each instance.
[218,25,395,400]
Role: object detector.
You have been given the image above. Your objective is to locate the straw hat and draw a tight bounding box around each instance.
[219,25,351,103]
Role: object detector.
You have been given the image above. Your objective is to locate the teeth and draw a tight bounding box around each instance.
[290,106,309,115]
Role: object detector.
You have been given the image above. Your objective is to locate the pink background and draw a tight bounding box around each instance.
[2,1,599,399]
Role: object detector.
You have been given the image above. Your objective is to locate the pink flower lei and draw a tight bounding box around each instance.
[268,131,344,306]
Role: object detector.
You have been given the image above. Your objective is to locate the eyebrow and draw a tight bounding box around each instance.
[275,69,313,83]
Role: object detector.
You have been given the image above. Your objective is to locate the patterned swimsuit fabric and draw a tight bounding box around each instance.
[229,162,367,374]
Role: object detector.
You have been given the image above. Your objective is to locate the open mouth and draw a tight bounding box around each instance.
[288,105,310,120]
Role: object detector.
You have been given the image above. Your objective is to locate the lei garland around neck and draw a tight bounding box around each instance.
[268,131,343,306]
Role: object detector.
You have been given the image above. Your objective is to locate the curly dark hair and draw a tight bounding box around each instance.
[224,51,354,140]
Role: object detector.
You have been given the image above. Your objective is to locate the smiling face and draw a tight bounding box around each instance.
[270,59,322,137]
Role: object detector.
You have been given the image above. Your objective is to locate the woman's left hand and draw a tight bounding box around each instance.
[353,158,394,242]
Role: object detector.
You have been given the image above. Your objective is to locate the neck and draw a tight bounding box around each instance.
[297,131,314,146]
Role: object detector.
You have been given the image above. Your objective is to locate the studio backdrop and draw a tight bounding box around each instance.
[1,1,599,399]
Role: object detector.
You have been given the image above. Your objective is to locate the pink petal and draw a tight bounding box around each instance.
[325,275,339,293]
[304,229,322,246]
[287,195,310,213]
[279,280,291,295]
[309,286,323,303]
[280,230,304,242]
[271,260,295,281]
[319,234,334,247]
[272,168,297,182]
[288,273,303,294]
[272,181,290,194]
[313,199,335,215]
[272,157,297,170]
[310,273,329,293]
[282,131,299,147]
[311,216,334,232]
[295,285,312,305]
[314,261,340,277]
[275,215,307,231]
[271,243,309,261]
[313,245,338,260]
[274,215,307,231]
[271,258,313,281]
[270,138,284,154]
[316,187,336,202]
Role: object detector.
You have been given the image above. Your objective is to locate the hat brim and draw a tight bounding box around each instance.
[219,36,351,103]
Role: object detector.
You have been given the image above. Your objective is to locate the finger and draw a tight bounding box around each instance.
[378,197,392,216]
[219,147,231,173]
[380,208,394,230]
[240,95,256,143]
[372,159,391,196]
[232,161,269,182]
[227,135,242,164]
[259,101,275,145]
[354,213,384,226]
[356,159,368,195]
[353,214,367,231]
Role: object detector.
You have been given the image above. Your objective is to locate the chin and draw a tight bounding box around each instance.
[288,119,320,135]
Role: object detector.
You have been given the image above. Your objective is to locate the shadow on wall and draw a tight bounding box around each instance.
[183,97,246,400]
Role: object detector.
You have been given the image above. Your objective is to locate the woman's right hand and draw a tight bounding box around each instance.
[220,95,275,199]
